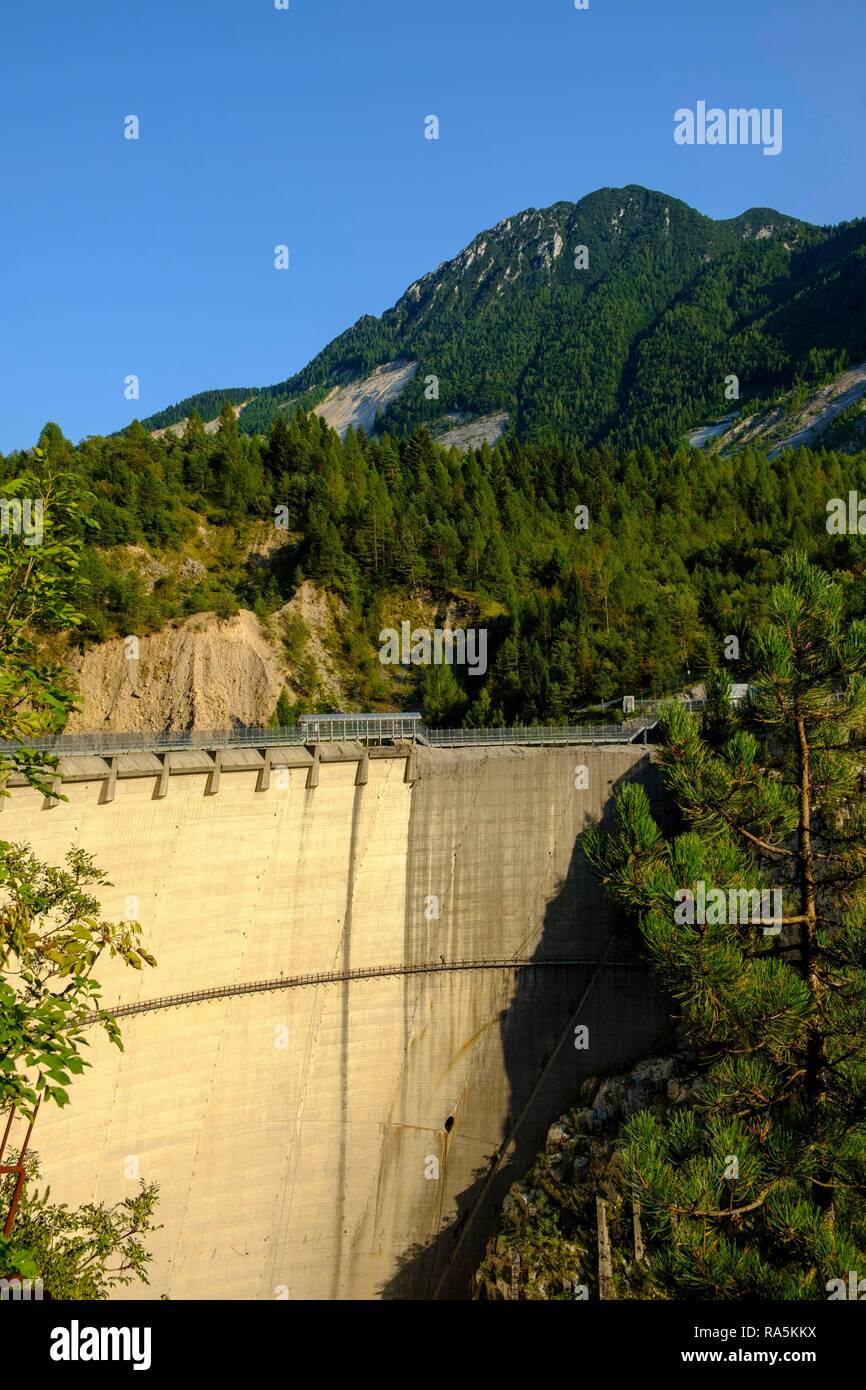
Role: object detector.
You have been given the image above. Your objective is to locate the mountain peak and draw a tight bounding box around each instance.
[141,187,864,454]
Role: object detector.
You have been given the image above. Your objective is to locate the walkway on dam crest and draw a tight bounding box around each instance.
[1,707,683,759]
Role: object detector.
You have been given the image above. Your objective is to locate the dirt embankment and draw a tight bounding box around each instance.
[67,580,346,733]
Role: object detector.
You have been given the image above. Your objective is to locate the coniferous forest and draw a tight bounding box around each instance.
[3,403,866,726]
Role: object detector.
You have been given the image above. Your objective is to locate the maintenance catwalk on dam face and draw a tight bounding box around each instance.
[3,740,667,1300]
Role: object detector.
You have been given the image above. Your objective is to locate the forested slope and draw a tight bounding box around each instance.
[6,407,866,728]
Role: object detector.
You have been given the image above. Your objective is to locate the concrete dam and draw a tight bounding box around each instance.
[3,733,668,1299]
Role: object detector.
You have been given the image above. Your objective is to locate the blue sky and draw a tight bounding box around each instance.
[1,0,864,451]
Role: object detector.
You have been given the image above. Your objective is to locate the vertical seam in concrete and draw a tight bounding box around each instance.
[265,773,330,1294]
[330,762,416,1293]
[266,979,330,1297]
[332,766,398,1292]
[329,776,364,1299]
[168,998,234,1289]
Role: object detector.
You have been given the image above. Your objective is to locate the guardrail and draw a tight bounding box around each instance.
[0,718,652,757]
[426,721,652,746]
[0,726,309,756]
[0,700,719,759]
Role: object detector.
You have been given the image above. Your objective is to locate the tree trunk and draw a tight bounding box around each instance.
[795,714,830,1209]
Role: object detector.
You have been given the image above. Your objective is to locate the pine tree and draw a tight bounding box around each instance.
[419,662,465,727]
[582,553,866,1298]
[463,684,493,728]
[182,410,210,496]
[265,415,294,477]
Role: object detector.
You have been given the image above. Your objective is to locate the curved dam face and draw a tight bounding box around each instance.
[3,741,667,1299]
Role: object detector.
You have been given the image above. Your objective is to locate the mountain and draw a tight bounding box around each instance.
[144,183,866,451]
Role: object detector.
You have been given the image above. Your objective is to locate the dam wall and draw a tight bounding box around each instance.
[2,741,667,1299]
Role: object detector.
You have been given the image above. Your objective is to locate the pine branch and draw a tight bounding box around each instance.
[669,1183,779,1220]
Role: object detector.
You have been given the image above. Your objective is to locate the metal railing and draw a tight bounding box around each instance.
[426,721,652,747]
[299,713,423,744]
[0,726,307,757]
[0,695,714,761]
[0,716,653,757]
[106,955,628,1020]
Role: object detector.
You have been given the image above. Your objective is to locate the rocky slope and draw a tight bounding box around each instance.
[64,547,488,732]
[689,360,866,457]
[313,359,419,438]
[473,1055,701,1301]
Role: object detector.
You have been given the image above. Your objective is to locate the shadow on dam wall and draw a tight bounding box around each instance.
[382,748,670,1300]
